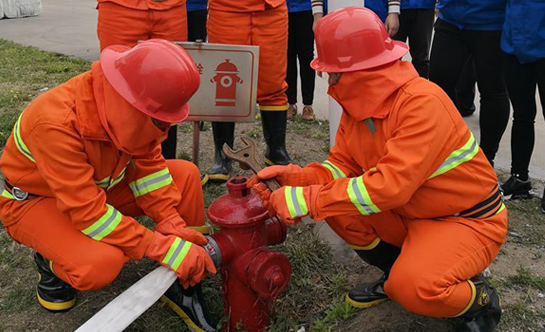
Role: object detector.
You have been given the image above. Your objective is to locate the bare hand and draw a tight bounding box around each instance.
[385,13,400,37]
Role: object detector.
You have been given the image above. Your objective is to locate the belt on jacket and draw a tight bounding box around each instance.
[4,180,38,201]
[454,185,503,219]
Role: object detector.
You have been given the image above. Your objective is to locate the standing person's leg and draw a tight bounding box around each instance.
[297,10,316,121]
[429,19,472,108]
[206,9,252,181]
[97,2,150,50]
[406,9,434,78]
[286,11,299,119]
[455,58,477,117]
[151,5,188,161]
[253,4,293,166]
[470,30,510,165]
[385,211,506,329]
[501,53,537,198]
[392,8,412,44]
[536,59,545,212]
[187,9,208,42]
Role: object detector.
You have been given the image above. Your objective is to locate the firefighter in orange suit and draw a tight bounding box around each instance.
[249,8,507,332]
[0,40,216,332]
[97,0,189,168]
[206,0,293,181]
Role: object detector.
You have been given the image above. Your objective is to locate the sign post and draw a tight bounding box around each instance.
[175,41,260,166]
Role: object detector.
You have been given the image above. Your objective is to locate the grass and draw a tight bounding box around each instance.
[507,266,545,291]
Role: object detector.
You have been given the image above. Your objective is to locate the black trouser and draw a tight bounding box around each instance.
[393,8,435,78]
[503,53,545,178]
[455,57,477,116]
[188,9,207,42]
[429,19,509,163]
[286,10,315,106]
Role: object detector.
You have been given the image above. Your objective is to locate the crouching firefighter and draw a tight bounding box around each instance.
[249,7,507,332]
[0,40,217,332]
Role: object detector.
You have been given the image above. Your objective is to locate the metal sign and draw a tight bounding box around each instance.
[175,41,260,123]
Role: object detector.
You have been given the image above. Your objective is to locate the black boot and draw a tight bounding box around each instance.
[208,122,234,182]
[456,275,501,332]
[260,110,293,166]
[161,125,178,160]
[34,252,77,312]
[346,240,401,309]
[161,282,216,332]
[500,174,532,199]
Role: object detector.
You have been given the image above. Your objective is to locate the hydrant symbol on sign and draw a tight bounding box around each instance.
[211,59,243,107]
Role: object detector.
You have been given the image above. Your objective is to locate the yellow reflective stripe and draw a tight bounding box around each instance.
[260,105,289,111]
[453,280,477,317]
[497,203,506,214]
[162,237,192,271]
[320,160,346,180]
[13,113,35,162]
[1,189,14,199]
[82,205,123,241]
[369,167,377,171]
[349,238,381,251]
[429,133,479,179]
[284,186,308,218]
[347,177,381,215]
[95,176,110,189]
[129,168,172,198]
[108,167,127,190]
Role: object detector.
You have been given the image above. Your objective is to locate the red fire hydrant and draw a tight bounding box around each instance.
[203,176,292,332]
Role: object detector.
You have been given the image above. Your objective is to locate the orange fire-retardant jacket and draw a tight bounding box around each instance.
[209,0,284,12]
[0,64,187,259]
[285,61,505,241]
[97,0,185,11]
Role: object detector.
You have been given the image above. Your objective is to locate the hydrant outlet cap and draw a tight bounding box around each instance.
[248,250,292,299]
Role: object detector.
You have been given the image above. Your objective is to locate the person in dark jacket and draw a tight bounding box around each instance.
[286,0,316,121]
[392,0,435,78]
[429,0,509,166]
[186,0,207,42]
[500,0,545,214]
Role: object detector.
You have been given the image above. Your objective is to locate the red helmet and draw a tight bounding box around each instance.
[311,7,409,73]
[100,39,200,123]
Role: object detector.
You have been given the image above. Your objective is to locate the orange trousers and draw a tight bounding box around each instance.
[97,1,187,51]
[326,209,507,317]
[4,160,205,291]
[207,5,289,110]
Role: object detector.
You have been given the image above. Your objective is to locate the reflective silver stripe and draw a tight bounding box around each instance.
[86,209,119,239]
[166,240,185,267]
[131,172,170,193]
[350,178,374,215]
[290,187,303,216]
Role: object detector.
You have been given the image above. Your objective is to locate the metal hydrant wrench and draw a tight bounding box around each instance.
[222,137,280,191]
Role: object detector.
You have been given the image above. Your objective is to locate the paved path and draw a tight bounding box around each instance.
[1,0,544,180]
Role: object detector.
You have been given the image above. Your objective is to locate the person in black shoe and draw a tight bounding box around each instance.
[430,0,510,166]
[0,42,216,331]
[206,0,293,182]
[249,8,507,330]
[392,0,436,79]
[500,0,545,204]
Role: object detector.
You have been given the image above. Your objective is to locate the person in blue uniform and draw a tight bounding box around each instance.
[500,0,545,214]
[391,0,435,78]
[286,0,316,121]
[186,0,207,42]
[429,0,509,166]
